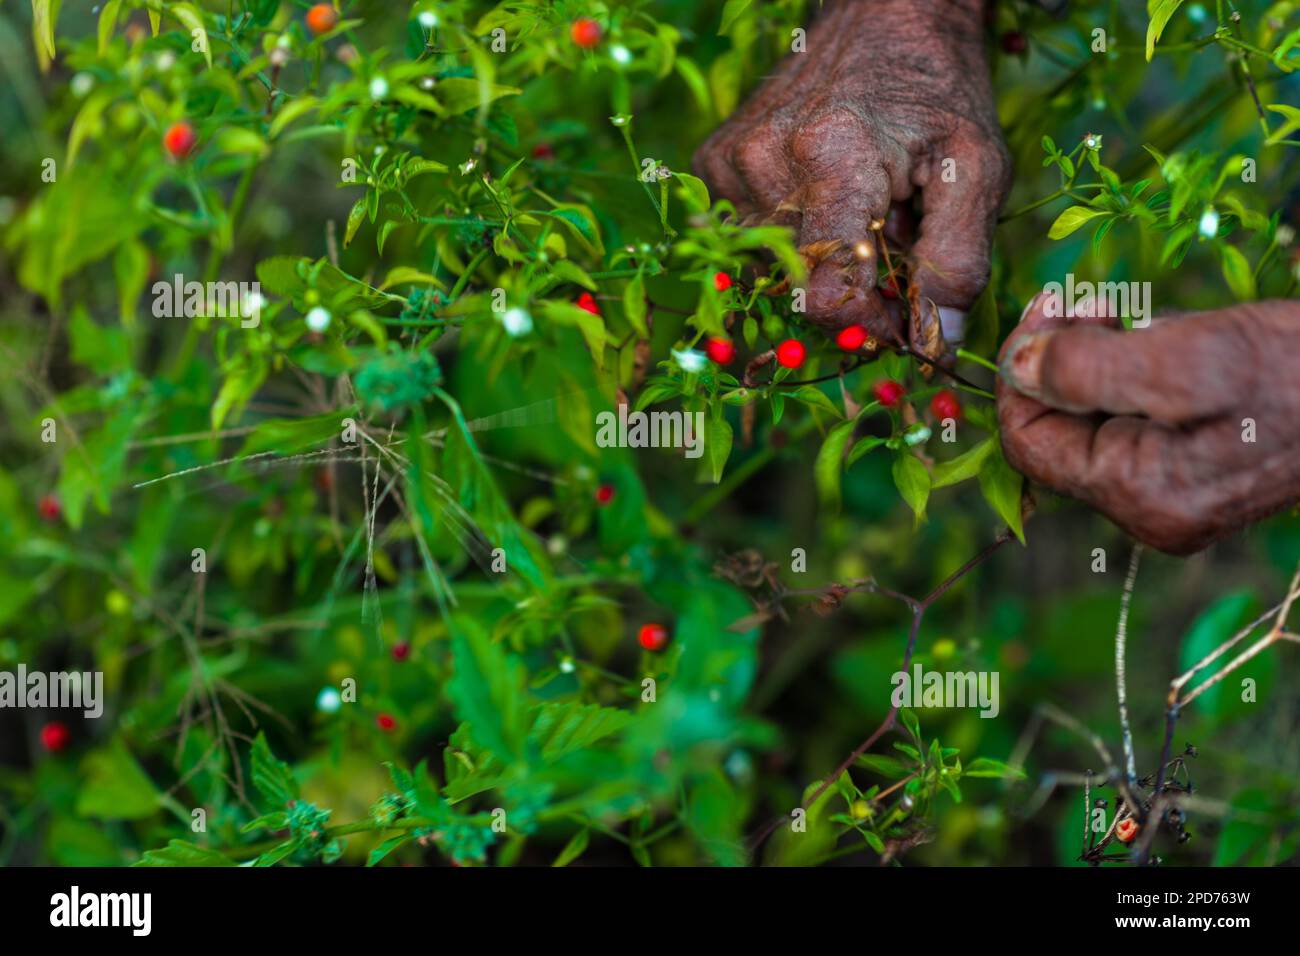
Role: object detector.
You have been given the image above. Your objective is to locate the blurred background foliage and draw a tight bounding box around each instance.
[0,0,1297,867]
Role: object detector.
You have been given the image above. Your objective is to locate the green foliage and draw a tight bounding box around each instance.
[1,0,1297,870]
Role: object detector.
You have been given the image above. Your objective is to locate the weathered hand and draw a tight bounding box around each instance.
[997,296,1300,555]
[692,0,1010,351]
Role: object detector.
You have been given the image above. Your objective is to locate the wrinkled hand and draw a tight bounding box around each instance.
[692,0,1010,350]
[997,297,1300,555]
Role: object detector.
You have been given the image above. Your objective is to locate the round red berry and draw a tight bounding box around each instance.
[595,483,615,506]
[705,337,736,365]
[713,272,733,292]
[40,721,70,752]
[376,713,397,732]
[38,493,62,522]
[637,623,669,652]
[1116,818,1138,843]
[775,339,805,369]
[306,3,339,35]
[391,641,411,662]
[531,142,554,160]
[163,121,197,160]
[575,291,601,315]
[930,390,962,422]
[880,276,900,299]
[571,18,602,48]
[835,324,869,351]
[873,379,905,407]
[1001,30,1028,54]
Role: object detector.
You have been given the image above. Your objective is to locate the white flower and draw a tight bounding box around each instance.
[316,687,342,713]
[1275,224,1295,248]
[418,11,438,29]
[243,291,266,317]
[672,348,706,373]
[369,76,389,100]
[610,44,632,65]
[1198,207,1220,238]
[70,73,95,98]
[306,306,332,332]
[903,424,932,446]
[501,307,532,336]
[155,51,176,72]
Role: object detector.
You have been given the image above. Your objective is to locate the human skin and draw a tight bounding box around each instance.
[998,297,1300,555]
[691,0,1010,349]
[696,0,1300,554]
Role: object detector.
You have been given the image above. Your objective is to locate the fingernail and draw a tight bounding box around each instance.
[999,330,1054,397]
[937,306,967,345]
[1018,292,1045,325]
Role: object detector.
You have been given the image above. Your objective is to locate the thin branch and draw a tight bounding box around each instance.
[1115,544,1143,790]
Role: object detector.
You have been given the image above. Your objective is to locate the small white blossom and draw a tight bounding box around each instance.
[673,349,707,373]
[306,306,332,332]
[502,307,532,336]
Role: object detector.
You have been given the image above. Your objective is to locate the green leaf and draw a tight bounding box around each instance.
[704,414,733,483]
[846,435,886,467]
[239,409,353,456]
[672,171,711,212]
[368,835,413,867]
[790,386,842,419]
[1047,205,1106,239]
[552,828,590,867]
[962,757,1027,780]
[135,840,236,867]
[269,95,319,139]
[1265,103,1300,144]
[32,0,58,60]
[69,305,129,375]
[978,444,1025,542]
[1177,590,1269,722]
[623,271,648,337]
[436,78,521,115]
[891,453,931,524]
[814,418,858,512]
[97,0,121,54]
[855,754,912,779]
[719,0,754,34]
[529,701,632,762]
[1145,0,1186,61]
[1219,244,1255,300]
[930,437,995,489]
[251,732,298,809]
[170,2,211,68]
[76,738,161,820]
[538,300,608,368]
[447,618,529,763]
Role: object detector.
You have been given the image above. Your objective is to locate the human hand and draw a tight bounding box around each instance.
[997,296,1300,555]
[692,0,1010,354]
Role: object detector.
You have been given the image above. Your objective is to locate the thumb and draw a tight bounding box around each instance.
[999,318,1246,424]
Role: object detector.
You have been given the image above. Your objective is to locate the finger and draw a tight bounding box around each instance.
[999,317,1248,424]
[789,112,900,337]
[731,125,795,212]
[997,399,1220,554]
[693,128,754,218]
[909,133,1011,311]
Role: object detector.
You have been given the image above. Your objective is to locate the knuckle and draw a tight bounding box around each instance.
[731,129,783,180]
[792,108,864,165]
